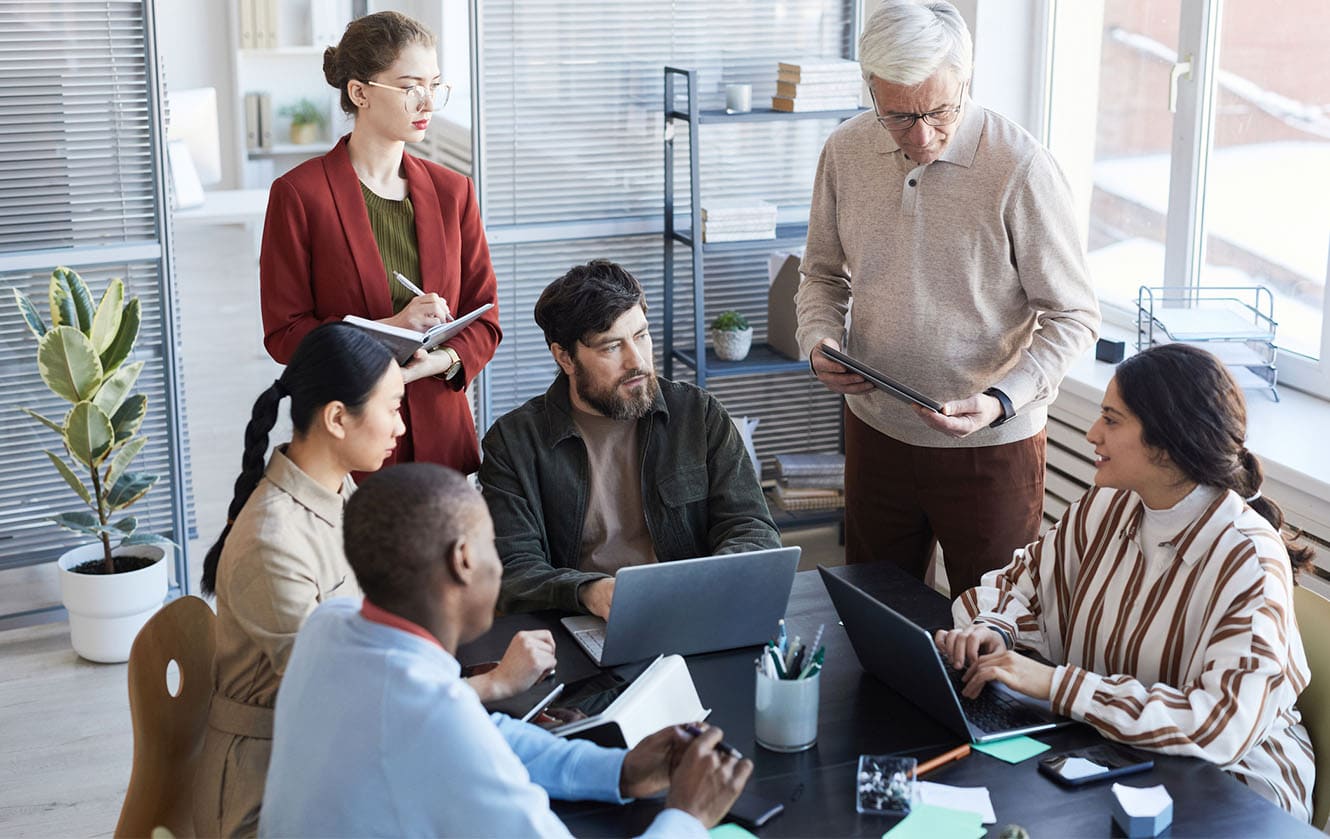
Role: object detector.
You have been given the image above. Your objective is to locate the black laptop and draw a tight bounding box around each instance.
[819,566,1069,744]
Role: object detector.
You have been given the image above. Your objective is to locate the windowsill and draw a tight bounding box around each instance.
[1055,322,1330,540]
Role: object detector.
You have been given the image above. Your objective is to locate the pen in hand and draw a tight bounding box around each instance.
[393,270,451,320]
[681,723,743,760]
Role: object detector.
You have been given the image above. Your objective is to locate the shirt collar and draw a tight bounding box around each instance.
[360,599,444,650]
[1121,487,1232,566]
[264,445,347,527]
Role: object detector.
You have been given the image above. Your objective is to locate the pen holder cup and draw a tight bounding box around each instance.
[754,668,820,752]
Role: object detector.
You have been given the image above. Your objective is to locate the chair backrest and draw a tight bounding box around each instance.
[115,595,216,839]
[1294,585,1330,830]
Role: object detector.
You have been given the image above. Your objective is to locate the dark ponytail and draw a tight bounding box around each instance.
[1115,344,1314,576]
[201,324,395,595]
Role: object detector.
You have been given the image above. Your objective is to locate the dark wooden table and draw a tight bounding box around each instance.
[460,562,1317,837]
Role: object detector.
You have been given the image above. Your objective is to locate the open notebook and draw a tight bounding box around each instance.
[343,303,493,364]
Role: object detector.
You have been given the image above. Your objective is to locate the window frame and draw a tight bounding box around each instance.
[1044,0,1330,399]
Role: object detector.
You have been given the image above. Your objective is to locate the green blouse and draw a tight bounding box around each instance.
[360,182,421,314]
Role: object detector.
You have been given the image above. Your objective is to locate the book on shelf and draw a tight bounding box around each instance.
[243,93,260,150]
[702,218,778,233]
[701,199,777,222]
[703,228,777,244]
[239,0,255,49]
[342,303,494,364]
[776,58,861,81]
[779,473,845,491]
[547,655,709,749]
[772,484,845,512]
[771,96,861,113]
[257,92,273,150]
[773,452,845,479]
[776,79,863,99]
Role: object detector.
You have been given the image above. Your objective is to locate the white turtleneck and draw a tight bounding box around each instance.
[1136,483,1224,567]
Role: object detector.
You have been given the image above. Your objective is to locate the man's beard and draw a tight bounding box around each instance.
[574,361,659,421]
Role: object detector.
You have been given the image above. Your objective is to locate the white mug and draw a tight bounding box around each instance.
[725,83,752,114]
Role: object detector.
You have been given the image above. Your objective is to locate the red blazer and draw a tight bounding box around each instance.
[259,136,500,474]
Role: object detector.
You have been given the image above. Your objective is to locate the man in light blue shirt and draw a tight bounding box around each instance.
[260,463,751,838]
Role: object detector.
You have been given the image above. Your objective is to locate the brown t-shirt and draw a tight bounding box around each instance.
[572,408,657,575]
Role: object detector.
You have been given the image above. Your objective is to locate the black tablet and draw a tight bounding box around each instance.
[818,345,944,413]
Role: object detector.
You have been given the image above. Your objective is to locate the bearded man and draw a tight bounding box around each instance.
[479,259,781,617]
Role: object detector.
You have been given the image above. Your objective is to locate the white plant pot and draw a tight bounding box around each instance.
[57,542,169,663]
[712,327,754,361]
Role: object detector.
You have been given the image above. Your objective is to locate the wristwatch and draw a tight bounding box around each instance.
[983,387,1015,428]
[438,346,463,381]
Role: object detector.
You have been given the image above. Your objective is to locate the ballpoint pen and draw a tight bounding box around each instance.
[393,270,451,320]
[911,743,971,778]
[681,723,743,760]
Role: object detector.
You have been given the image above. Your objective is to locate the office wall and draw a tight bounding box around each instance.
[158,0,238,188]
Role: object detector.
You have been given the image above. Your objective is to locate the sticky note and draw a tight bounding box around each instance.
[916,781,996,824]
[711,823,760,839]
[971,735,1050,764]
[882,803,985,839]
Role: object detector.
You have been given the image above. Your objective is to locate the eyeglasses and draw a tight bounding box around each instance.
[363,80,452,114]
[869,84,965,131]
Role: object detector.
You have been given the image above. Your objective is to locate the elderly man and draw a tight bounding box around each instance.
[796,0,1099,595]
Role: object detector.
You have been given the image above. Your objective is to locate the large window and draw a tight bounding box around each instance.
[1050,0,1330,396]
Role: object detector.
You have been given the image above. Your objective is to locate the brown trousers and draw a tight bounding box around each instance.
[843,406,1046,597]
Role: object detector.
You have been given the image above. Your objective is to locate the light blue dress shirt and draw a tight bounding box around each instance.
[259,598,704,838]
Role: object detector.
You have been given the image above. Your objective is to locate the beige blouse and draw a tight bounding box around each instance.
[213,446,361,707]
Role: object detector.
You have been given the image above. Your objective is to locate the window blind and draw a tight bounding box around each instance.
[475,0,853,469]
[0,1,192,592]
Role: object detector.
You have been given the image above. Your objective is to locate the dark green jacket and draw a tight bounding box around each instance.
[479,373,781,614]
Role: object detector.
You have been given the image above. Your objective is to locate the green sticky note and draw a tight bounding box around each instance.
[711,823,760,839]
[882,803,984,839]
[972,734,1051,764]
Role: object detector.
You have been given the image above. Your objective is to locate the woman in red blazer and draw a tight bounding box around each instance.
[259,11,499,475]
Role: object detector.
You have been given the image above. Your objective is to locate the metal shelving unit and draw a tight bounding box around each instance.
[1137,285,1279,401]
[662,65,866,388]
[662,66,862,534]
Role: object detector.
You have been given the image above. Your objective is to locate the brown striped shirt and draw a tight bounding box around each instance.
[954,486,1314,821]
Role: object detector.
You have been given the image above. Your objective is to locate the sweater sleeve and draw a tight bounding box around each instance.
[1047,547,1306,767]
[991,148,1100,412]
[795,138,852,359]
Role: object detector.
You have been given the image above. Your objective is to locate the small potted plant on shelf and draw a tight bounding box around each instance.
[280,98,326,145]
[711,310,753,362]
[12,267,174,663]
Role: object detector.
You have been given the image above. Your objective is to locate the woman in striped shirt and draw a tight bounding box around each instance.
[936,343,1315,820]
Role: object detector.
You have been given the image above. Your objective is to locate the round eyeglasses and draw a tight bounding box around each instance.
[869,84,965,132]
[363,80,453,114]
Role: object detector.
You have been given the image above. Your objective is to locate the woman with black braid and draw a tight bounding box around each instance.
[195,324,555,837]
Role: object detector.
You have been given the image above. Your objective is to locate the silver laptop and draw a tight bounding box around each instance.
[561,547,801,667]
[818,566,1068,744]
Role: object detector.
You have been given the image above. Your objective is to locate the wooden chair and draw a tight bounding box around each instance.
[1294,585,1330,830]
[115,595,216,838]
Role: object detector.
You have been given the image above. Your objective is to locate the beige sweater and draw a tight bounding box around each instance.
[796,101,1100,447]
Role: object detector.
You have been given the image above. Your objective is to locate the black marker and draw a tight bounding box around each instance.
[681,723,743,760]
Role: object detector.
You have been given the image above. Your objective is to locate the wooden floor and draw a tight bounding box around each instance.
[0,224,846,835]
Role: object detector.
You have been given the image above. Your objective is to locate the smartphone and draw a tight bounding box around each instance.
[726,790,785,830]
[1038,744,1154,787]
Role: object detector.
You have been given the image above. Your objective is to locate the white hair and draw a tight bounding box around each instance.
[858,0,973,87]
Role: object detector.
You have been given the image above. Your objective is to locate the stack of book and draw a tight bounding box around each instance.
[701,200,777,243]
[771,453,845,512]
[772,58,862,113]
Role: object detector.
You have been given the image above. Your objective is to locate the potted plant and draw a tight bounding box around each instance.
[711,310,753,361]
[280,98,326,145]
[13,267,174,663]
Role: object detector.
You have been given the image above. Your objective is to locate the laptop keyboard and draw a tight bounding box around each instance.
[945,666,1047,734]
[574,628,606,661]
